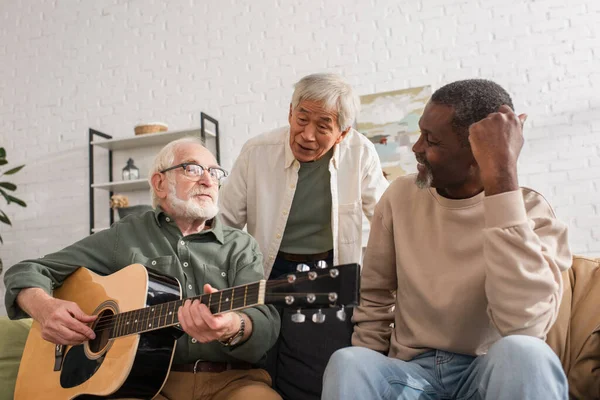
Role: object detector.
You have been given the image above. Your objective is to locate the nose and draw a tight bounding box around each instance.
[412,133,425,154]
[196,169,216,187]
[301,124,317,141]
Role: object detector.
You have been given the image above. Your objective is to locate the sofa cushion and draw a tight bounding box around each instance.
[0,317,32,400]
[547,256,600,400]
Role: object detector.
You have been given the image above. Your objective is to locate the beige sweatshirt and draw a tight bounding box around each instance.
[352,174,572,360]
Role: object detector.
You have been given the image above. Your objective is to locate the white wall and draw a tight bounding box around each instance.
[1,0,599,314]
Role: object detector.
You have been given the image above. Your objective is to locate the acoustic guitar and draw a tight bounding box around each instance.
[14,262,359,399]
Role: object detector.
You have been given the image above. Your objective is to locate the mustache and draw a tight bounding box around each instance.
[189,188,215,198]
[415,154,430,168]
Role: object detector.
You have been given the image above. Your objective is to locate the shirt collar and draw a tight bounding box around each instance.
[153,205,225,244]
[284,127,296,169]
[284,126,342,170]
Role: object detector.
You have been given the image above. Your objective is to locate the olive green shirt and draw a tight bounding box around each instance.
[3,207,280,365]
[279,149,334,254]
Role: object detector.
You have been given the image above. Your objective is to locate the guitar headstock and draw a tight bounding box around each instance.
[265,263,360,323]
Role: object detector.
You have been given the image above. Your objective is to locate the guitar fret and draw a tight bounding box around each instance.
[161,303,168,329]
[218,291,223,313]
[116,312,124,337]
[134,308,141,333]
[128,311,134,335]
[149,305,156,330]
[128,310,135,335]
[121,312,127,336]
[244,285,248,307]
[109,314,115,338]
[141,306,149,331]
[122,312,128,336]
[230,287,235,310]
[167,301,177,325]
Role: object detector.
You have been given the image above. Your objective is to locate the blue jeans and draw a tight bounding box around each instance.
[322,336,567,400]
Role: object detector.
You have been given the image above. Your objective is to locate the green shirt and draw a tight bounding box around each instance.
[3,207,280,365]
[280,150,334,254]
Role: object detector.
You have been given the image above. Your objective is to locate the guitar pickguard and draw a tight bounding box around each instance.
[60,344,105,388]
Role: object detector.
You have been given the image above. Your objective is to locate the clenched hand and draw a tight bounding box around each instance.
[468,105,527,196]
[177,284,241,343]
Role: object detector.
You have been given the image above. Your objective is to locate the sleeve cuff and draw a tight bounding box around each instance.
[483,190,528,228]
[220,306,278,363]
[5,273,53,319]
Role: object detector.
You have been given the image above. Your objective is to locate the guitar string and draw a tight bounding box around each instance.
[91,269,342,330]
[90,292,342,335]
[90,288,338,333]
[91,272,345,333]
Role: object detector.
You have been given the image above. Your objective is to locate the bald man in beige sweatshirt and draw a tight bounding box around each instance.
[323,79,572,400]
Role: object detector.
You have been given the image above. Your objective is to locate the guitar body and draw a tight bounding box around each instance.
[15,264,182,399]
[14,261,360,399]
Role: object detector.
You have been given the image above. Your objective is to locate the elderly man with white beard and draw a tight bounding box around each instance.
[3,137,282,400]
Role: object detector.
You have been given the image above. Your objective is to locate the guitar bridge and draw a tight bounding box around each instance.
[53,344,65,371]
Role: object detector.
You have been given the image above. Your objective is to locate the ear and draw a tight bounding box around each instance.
[335,126,352,144]
[151,172,169,202]
[288,103,293,124]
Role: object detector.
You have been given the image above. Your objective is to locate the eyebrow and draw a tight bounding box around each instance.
[298,108,333,124]
[180,159,220,168]
[418,125,440,140]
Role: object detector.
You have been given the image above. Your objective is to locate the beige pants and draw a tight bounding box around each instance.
[151,369,282,400]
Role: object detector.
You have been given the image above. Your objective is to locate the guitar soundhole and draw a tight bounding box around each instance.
[89,308,114,354]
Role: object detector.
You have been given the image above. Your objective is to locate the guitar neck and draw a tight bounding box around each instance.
[106,280,266,338]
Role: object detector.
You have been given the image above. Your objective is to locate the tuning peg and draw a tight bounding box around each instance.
[312,309,326,324]
[291,309,306,323]
[296,263,310,272]
[316,260,328,269]
[336,306,347,322]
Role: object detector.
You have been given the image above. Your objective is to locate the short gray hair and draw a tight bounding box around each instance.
[431,79,514,146]
[148,136,204,207]
[291,73,360,131]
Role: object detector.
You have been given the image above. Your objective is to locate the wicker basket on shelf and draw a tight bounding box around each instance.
[134,122,168,136]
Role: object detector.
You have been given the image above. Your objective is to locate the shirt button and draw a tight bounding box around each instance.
[221,272,226,277]
[151,260,157,266]
[290,184,295,189]
[180,241,185,246]
[270,255,275,260]
[282,210,288,215]
[166,217,171,222]
[188,284,193,290]
[191,338,197,344]
[276,234,281,239]
[183,262,189,267]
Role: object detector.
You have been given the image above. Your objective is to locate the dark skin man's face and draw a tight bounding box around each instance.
[412,102,482,199]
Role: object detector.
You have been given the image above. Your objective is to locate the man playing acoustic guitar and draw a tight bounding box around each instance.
[4,137,282,400]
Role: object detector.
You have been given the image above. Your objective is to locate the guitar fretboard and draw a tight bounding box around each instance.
[105,280,265,338]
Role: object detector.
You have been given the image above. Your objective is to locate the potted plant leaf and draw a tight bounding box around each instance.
[0,147,26,274]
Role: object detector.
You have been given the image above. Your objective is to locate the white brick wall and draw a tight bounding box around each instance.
[1,0,599,314]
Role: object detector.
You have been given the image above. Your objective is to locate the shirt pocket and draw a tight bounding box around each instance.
[130,254,178,275]
[338,201,362,244]
[201,264,230,289]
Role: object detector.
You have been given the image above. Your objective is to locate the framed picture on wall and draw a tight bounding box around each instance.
[356,86,432,182]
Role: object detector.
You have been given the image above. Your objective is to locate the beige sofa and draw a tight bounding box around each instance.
[1,257,598,399]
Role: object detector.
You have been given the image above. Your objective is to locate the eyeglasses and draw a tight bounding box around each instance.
[160,163,228,182]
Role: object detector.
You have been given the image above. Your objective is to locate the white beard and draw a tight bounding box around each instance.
[167,182,219,220]
[415,167,433,189]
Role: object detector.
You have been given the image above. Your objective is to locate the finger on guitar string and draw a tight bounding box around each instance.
[64,303,97,339]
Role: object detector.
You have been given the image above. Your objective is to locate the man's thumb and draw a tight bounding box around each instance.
[518,113,528,125]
